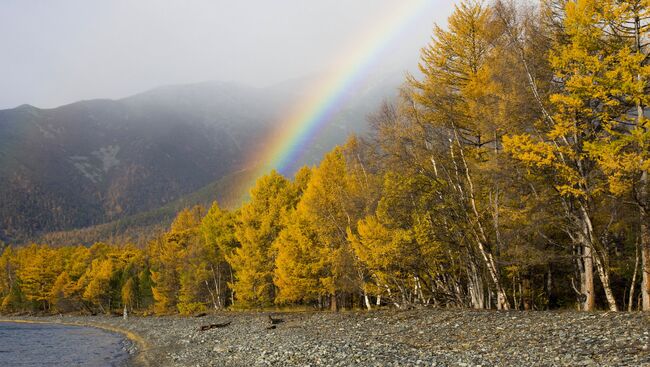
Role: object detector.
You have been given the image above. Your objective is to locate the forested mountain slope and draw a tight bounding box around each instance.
[0,74,401,243]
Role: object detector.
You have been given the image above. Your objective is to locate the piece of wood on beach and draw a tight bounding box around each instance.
[268,315,283,325]
[199,321,231,331]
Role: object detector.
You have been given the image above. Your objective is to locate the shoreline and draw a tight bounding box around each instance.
[0,317,150,367]
[2,309,649,366]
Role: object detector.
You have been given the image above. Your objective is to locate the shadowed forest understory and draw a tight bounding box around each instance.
[1,0,649,315]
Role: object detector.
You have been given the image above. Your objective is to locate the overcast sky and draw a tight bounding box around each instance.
[0,0,456,109]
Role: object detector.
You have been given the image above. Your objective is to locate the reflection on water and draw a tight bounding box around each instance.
[0,322,129,366]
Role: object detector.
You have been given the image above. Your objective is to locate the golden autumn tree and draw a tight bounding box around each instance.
[121,277,137,312]
[150,205,206,315]
[118,247,147,311]
[0,246,23,312]
[0,247,14,302]
[273,166,332,306]
[49,271,74,313]
[408,0,513,310]
[200,201,240,309]
[81,258,115,313]
[292,144,374,310]
[228,171,294,308]
[273,206,327,305]
[16,245,62,311]
[148,235,177,314]
[503,0,649,311]
[351,171,446,309]
[0,242,148,315]
[57,245,92,310]
[582,0,650,311]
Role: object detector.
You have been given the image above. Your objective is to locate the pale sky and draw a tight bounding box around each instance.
[0,0,456,109]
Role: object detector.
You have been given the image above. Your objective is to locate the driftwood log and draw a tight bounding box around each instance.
[266,315,284,330]
[199,321,231,331]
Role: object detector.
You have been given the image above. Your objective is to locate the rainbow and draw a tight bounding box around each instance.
[238,0,435,201]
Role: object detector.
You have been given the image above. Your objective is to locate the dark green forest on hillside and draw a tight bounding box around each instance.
[1,0,649,315]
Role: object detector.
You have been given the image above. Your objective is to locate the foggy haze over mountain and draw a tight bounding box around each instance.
[1,0,455,109]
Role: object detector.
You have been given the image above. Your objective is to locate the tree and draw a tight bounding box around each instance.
[82,258,115,313]
[273,208,328,304]
[150,206,205,314]
[408,0,513,310]
[351,168,461,309]
[228,171,294,308]
[121,277,137,312]
[0,246,16,304]
[50,271,74,313]
[582,0,650,310]
[16,245,61,311]
[502,0,643,311]
[0,246,23,312]
[294,144,375,310]
[201,202,239,309]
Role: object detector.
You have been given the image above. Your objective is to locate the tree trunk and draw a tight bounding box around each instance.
[363,288,372,310]
[579,205,617,311]
[632,8,650,312]
[641,178,650,310]
[229,267,235,307]
[629,238,640,311]
[213,263,222,309]
[330,293,338,311]
[522,274,531,311]
[467,260,484,309]
[577,240,595,311]
[452,127,509,310]
[205,280,218,310]
[591,251,618,311]
[546,266,555,309]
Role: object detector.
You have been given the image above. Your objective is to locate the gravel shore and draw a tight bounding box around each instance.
[6,309,650,366]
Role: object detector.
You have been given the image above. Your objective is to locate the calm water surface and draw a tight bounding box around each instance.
[0,322,130,366]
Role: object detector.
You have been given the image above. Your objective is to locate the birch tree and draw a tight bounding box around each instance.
[584,0,650,310]
[408,0,512,309]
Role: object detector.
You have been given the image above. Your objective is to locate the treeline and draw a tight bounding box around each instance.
[1,0,648,314]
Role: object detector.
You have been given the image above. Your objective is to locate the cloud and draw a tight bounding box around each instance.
[0,0,454,109]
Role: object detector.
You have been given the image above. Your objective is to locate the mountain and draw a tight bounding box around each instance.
[34,167,259,247]
[0,73,403,244]
[0,82,275,243]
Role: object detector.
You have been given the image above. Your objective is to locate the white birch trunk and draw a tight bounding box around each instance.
[579,205,618,311]
[452,127,509,310]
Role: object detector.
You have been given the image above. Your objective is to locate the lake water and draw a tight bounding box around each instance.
[0,322,130,366]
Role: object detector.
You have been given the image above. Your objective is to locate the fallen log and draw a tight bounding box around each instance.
[199,321,231,331]
[268,315,283,325]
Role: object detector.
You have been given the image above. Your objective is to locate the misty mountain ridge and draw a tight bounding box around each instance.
[0,72,403,244]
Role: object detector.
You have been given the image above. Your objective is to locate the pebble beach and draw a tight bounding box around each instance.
[5,309,650,367]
